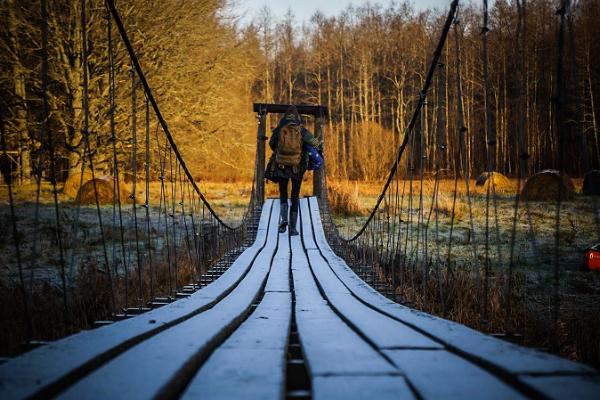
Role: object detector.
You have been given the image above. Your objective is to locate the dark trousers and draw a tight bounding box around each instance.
[279,178,301,214]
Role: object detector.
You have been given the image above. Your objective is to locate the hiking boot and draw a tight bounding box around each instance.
[279,203,288,233]
[289,210,299,236]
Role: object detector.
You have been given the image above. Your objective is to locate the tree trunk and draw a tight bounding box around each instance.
[8,0,31,183]
[587,53,600,166]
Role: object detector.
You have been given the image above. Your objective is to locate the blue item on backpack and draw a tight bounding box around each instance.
[306,144,323,170]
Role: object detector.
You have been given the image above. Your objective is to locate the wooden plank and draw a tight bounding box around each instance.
[181,225,292,400]
[299,198,317,250]
[290,222,399,378]
[265,227,290,292]
[518,375,600,400]
[306,249,440,350]
[56,202,282,400]
[181,292,291,400]
[300,200,439,350]
[383,349,525,399]
[312,376,415,400]
[0,200,276,400]
[306,196,596,376]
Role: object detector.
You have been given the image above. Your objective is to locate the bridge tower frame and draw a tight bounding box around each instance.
[253,103,328,204]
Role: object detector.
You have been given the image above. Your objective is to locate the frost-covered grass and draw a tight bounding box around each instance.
[331,177,598,272]
[3,177,597,283]
[328,178,600,368]
[0,180,253,285]
[0,180,248,356]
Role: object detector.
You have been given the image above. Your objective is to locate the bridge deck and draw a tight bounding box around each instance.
[0,198,598,399]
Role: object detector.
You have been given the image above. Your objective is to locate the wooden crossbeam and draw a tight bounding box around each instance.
[253,103,328,117]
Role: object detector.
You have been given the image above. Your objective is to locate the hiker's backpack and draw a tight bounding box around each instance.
[276,123,303,166]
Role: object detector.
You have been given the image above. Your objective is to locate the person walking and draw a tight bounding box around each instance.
[267,105,320,235]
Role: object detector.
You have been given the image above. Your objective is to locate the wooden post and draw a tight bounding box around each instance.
[256,111,267,205]
[313,114,324,198]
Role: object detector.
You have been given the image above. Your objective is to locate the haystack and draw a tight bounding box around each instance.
[521,170,575,201]
[582,170,600,195]
[475,171,511,193]
[76,177,130,205]
[63,170,93,198]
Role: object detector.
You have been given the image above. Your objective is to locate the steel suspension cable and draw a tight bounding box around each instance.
[432,59,446,310]
[144,95,155,301]
[505,0,533,334]
[417,98,427,306]
[346,0,460,242]
[106,1,130,309]
[155,122,173,295]
[0,111,33,341]
[130,68,144,308]
[81,0,116,314]
[168,148,179,290]
[105,0,240,231]
[446,12,464,275]
[27,127,43,313]
[551,0,570,350]
[41,0,70,325]
[178,163,194,269]
[481,0,495,328]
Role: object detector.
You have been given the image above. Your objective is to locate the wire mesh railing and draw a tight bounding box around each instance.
[0,0,260,354]
[319,0,600,367]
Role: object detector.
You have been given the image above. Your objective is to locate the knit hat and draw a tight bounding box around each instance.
[283,105,301,125]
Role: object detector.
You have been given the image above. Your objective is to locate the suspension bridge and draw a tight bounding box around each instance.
[1,0,599,399]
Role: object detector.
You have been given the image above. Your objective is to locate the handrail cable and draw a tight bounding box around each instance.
[106,0,243,230]
[345,0,460,242]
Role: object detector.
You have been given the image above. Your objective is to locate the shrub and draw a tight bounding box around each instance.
[327,180,365,216]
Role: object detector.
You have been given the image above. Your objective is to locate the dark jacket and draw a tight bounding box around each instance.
[268,116,320,181]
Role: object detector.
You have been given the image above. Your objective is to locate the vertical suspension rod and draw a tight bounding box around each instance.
[41,0,70,324]
[131,67,144,308]
[81,0,115,314]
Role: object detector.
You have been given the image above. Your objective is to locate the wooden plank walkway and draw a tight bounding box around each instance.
[0,197,599,400]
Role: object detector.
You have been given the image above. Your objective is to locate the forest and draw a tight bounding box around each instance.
[1,0,599,183]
